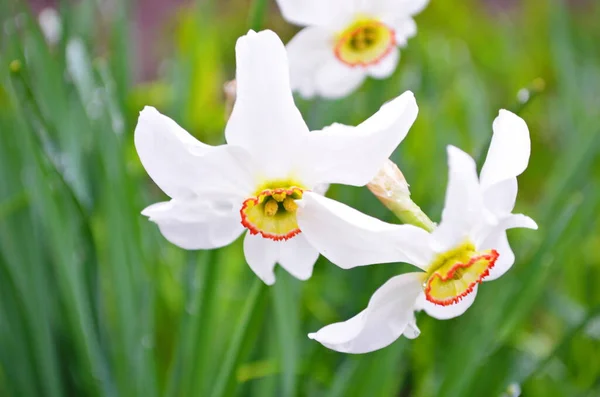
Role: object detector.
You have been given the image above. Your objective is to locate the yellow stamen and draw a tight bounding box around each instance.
[272,192,286,202]
[282,197,298,213]
[264,199,279,217]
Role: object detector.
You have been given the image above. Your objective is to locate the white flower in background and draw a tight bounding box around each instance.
[38,8,62,45]
[135,30,418,285]
[276,0,429,99]
[299,110,537,353]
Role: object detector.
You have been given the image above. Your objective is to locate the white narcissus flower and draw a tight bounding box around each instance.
[299,110,538,353]
[135,30,418,285]
[276,0,429,99]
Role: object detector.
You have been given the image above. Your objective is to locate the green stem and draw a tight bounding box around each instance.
[385,198,436,233]
[247,0,268,31]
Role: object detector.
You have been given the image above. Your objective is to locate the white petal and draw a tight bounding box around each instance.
[135,107,254,199]
[483,178,518,216]
[370,0,430,17]
[403,313,421,339]
[313,55,366,99]
[392,19,417,47]
[134,106,209,198]
[480,231,515,281]
[243,232,279,285]
[367,47,400,79]
[286,27,336,99]
[142,198,238,223]
[472,212,536,252]
[275,0,356,28]
[477,213,536,280]
[480,110,531,191]
[297,192,434,269]
[431,146,483,252]
[500,213,538,230]
[225,30,309,169]
[308,273,423,353]
[278,235,320,281]
[299,91,418,187]
[143,200,244,250]
[419,286,479,320]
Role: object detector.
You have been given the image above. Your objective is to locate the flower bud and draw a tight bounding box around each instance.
[367,159,436,232]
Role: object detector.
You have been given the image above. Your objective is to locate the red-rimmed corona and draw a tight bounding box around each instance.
[305,110,538,354]
[334,19,397,68]
[135,30,420,286]
[424,246,499,306]
[277,0,429,99]
[240,186,305,241]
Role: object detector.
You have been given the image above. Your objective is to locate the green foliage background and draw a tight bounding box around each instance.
[1,0,599,396]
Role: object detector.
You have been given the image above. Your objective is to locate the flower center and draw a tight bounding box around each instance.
[240,182,305,241]
[423,241,499,306]
[334,18,396,67]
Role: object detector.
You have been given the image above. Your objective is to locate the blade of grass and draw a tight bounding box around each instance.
[210,279,267,397]
[272,270,301,397]
[165,250,218,397]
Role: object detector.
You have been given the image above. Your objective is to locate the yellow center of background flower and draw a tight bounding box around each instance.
[240,182,305,241]
[334,18,396,67]
[424,241,498,306]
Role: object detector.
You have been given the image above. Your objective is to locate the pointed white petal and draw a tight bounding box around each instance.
[480,231,515,281]
[419,286,479,320]
[143,200,244,250]
[135,107,254,199]
[367,47,400,79]
[243,232,279,285]
[135,106,208,198]
[300,91,418,187]
[297,192,434,269]
[480,110,531,191]
[275,0,356,28]
[501,213,538,230]
[312,55,366,99]
[225,30,309,168]
[278,235,320,281]
[431,146,483,251]
[308,273,423,353]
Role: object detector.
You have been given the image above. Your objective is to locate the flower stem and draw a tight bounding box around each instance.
[247,0,268,31]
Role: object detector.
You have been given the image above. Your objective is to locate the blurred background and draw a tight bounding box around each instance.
[1,0,599,396]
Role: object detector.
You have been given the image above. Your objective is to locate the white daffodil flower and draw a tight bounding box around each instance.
[135,30,418,285]
[276,0,429,99]
[299,110,538,353]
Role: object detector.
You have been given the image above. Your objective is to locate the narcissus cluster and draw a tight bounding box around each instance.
[135,0,536,355]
